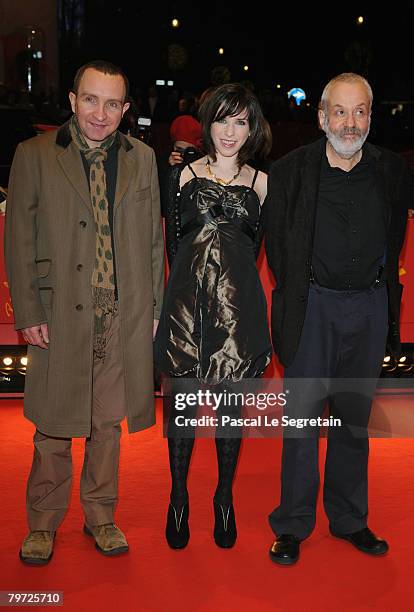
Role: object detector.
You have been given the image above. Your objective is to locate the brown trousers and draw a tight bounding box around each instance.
[26,310,126,531]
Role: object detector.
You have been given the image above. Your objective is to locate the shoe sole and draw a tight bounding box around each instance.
[268,551,299,566]
[214,537,237,549]
[330,532,389,555]
[83,525,129,556]
[166,539,189,550]
[19,550,53,565]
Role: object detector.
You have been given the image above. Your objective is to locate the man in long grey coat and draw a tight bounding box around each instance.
[5,60,164,564]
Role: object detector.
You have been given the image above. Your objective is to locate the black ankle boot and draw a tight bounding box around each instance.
[165,503,189,549]
[213,501,237,548]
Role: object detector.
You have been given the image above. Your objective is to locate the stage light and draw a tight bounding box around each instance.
[276,84,281,89]
[171,18,179,28]
[219,48,224,55]
[243,65,249,72]
[381,354,397,375]
[357,16,364,25]
[381,344,414,379]
[397,354,413,374]
[0,346,28,393]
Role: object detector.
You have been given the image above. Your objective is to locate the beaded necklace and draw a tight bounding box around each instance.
[205,158,241,186]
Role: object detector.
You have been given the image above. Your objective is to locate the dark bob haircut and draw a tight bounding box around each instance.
[198,83,272,166]
[72,60,129,101]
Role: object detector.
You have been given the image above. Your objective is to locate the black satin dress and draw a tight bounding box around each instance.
[154,165,272,383]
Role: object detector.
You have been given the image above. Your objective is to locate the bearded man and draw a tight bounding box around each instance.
[264,73,409,564]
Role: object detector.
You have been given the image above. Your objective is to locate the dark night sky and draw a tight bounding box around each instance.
[63,2,413,104]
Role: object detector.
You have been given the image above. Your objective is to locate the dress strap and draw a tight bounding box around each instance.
[187,163,198,178]
[251,168,259,189]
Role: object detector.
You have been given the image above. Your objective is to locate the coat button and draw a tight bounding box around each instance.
[75,304,83,311]
[76,264,83,271]
[79,220,87,228]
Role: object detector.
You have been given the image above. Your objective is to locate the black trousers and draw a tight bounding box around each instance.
[269,282,388,540]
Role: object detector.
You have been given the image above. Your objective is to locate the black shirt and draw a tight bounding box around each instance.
[81,137,120,296]
[312,147,387,290]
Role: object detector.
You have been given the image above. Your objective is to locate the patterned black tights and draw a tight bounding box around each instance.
[168,435,241,508]
[168,394,242,509]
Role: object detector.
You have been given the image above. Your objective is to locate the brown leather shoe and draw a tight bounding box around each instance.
[83,523,129,556]
[19,531,55,565]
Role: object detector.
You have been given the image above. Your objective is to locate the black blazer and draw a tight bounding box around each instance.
[264,137,410,367]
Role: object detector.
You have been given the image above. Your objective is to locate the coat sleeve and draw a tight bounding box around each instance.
[4,141,47,330]
[150,149,165,319]
[263,161,286,287]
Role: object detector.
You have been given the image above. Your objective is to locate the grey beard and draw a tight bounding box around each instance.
[323,117,369,159]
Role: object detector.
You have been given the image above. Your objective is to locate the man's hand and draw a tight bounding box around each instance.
[153,319,159,339]
[21,323,49,349]
[168,151,183,166]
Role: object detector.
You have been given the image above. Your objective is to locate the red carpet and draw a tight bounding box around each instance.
[0,398,413,611]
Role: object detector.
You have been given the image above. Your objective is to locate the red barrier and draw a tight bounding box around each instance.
[400,218,414,342]
[0,215,23,343]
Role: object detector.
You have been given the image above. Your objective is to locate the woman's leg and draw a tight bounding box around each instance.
[213,386,242,547]
[165,380,196,548]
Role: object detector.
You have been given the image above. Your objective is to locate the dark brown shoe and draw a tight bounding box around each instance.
[19,531,55,565]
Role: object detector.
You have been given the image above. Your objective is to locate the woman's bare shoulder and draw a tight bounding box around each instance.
[245,165,267,205]
[179,156,207,189]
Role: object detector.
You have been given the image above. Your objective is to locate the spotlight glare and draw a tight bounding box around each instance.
[383,356,391,363]
[3,357,13,366]
[20,357,28,366]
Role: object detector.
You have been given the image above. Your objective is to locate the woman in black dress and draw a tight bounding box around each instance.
[154,83,272,549]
